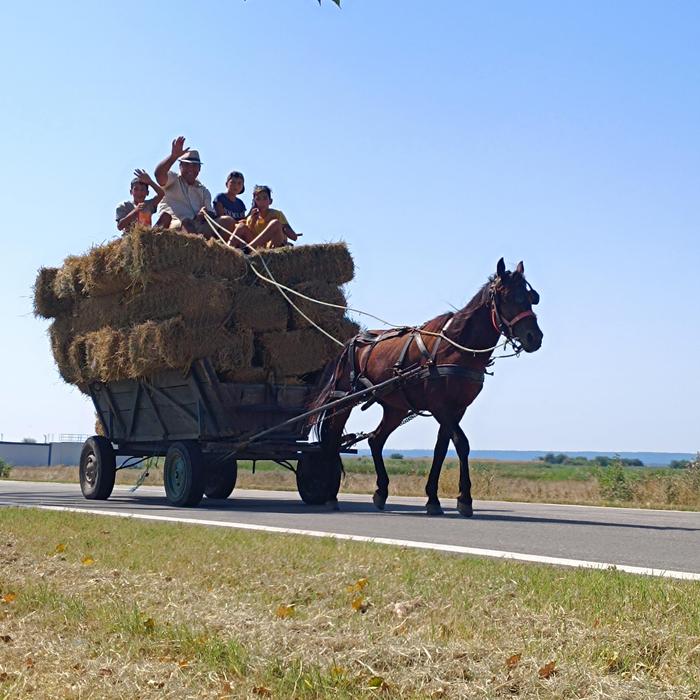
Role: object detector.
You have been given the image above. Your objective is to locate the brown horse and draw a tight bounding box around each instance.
[310,258,543,517]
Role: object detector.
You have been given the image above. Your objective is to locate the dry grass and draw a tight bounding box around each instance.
[1,508,700,699]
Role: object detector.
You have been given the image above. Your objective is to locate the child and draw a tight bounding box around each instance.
[232,185,301,250]
[213,171,247,223]
[115,169,167,232]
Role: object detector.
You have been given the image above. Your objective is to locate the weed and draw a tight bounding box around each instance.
[0,457,11,479]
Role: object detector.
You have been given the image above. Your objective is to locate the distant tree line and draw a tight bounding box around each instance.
[538,453,644,467]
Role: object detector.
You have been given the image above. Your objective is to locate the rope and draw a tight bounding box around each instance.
[202,212,506,356]
[203,213,344,346]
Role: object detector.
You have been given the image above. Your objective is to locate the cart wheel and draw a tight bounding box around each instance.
[204,457,238,499]
[296,452,342,505]
[164,442,205,507]
[79,436,116,500]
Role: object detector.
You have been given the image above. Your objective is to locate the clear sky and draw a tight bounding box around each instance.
[1,1,698,452]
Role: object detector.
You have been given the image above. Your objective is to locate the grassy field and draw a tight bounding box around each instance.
[6,457,700,511]
[1,508,700,699]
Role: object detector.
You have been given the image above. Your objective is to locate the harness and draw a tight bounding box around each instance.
[340,314,486,414]
[336,278,539,414]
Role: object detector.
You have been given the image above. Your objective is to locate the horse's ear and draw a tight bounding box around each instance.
[496,258,506,279]
[516,261,525,275]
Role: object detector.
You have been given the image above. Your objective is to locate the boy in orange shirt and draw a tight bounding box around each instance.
[231,185,301,250]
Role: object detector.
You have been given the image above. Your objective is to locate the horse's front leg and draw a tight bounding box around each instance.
[368,406,407,510]
[425,423,451,516]
[452,424,473,517]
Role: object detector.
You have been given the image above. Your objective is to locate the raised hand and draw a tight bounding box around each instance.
[133,168,153,185]
[170,136,187,159]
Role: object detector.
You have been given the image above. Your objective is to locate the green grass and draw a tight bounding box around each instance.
[1,508,700,698]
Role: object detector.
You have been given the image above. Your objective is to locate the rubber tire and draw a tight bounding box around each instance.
[204,457,238,499]
[296,452,342,505]
[79,436,116,500]
[164,441,205,507]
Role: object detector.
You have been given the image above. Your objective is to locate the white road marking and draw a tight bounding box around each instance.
[3,501,700,581]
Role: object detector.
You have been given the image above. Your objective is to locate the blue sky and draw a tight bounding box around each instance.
[1,1,698,451]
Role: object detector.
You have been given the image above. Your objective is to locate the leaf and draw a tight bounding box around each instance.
[352,595,369,613]
[506,653,521,669]
[346,577,369,593]
[0,635,11,643]
[98,668,113,677]
[143,617,155,631]
[330,666,346,677]
[1,592,16,603]
[253,687,272,697]
[81,556,95,566]
[147,680,165,689]
[55,543,66,553]
[24,657,34,668]
[538,661,557,679]
[275,603,295,619]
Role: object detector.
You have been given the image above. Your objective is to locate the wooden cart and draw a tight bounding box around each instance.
[80,358,349,507]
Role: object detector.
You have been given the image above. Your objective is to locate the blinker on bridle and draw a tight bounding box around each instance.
[489,277,538,353]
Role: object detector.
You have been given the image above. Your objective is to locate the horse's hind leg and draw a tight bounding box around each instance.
[425,423,452,516]
[452,424,473,517]
[368,406,407,510]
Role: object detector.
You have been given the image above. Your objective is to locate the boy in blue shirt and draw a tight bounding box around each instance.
[213,171,247,222]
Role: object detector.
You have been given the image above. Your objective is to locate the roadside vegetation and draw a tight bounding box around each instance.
[7,454,700,511]
[1,508,700,698]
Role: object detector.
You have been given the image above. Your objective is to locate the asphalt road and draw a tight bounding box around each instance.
[2,480,700,578]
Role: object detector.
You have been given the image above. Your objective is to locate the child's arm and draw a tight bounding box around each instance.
[117,205,142,231]
[283,223,301,241]
[134,169,165,207]
[214,198,226,217]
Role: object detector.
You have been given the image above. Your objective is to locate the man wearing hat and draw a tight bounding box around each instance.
[154,136,219,237]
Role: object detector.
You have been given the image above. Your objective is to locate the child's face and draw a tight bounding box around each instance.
[254,191,271,211]
[131,182,149,203]
[227,176,244,196]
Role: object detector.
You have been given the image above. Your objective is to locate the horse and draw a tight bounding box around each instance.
[309,258,543,517]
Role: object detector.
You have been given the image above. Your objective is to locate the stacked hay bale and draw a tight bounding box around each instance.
[34,227,357,391]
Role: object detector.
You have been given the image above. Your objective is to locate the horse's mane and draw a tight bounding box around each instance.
[439,277,493,338]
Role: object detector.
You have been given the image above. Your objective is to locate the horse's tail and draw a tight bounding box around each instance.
[307,341,352,440]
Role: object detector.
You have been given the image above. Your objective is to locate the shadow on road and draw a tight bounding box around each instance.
[2,486,700,532]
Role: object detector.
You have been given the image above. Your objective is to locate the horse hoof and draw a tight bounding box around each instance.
[426,502,444,516]
[457,501,474,518]
[373,492,387,510]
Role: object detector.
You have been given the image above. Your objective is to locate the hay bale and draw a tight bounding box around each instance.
[259,324,351,378]
[33,267,72,318]
[210,330,255,373]
[70,275,234,334]
[84,327,130,382]
[49,319,77,385]
[128,227,247,282]
[127,318,253,379]
[253,243,354,285]
[79,238,132,297]
[287,281,346,330]
[53,256,85,300]
[227,284,289,333]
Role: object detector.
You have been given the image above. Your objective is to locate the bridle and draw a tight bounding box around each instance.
[489,278,539,354]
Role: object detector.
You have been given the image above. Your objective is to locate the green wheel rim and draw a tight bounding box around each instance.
[166,453,187,499]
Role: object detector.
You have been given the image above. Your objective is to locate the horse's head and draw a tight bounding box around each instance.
[490,258,543,353]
